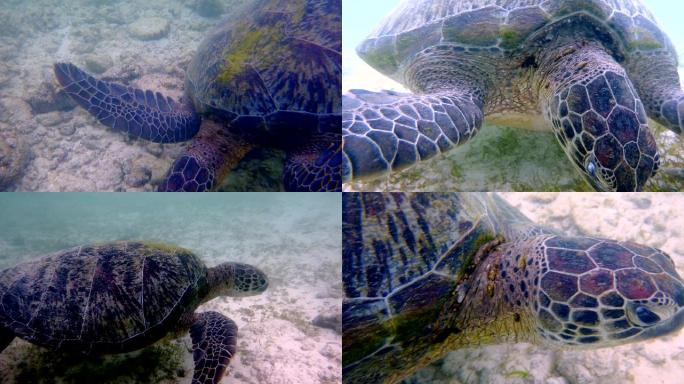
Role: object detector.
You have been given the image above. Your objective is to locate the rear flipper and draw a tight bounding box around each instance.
[158,121,253,192]
[0,325,14,352]
[53,62,200,143]
[284,132,341,191]
[190,311,237,384]
[342,89,484,182]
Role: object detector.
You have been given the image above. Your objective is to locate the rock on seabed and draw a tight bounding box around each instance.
[128,17,170,41]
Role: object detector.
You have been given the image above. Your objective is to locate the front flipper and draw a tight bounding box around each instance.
[190,311,237,384]
[54,62,200,143]
[284,132,341,191]
[158,121,253,191]
[342,89,484,182]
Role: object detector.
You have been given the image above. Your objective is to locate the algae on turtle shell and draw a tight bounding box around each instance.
[3,340,186,384]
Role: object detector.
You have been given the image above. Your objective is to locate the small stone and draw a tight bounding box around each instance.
[124,160,152,187]
[300,342,315,351]
[629,196,652,209]
[145,143,164,157]
[59,123,77,136]
[1,97,33,125]
[0,137,30,190]
[84,54,113,74]
[663,168,684,180]
[36,111,69,127]
[319,344,340,360]
[27,81,77,115]
[82,139,103,151]
[128,17,170,41]
[190,0,226,18]
[528,193,559,204]
[635,347,667,365]
[312,313,342,334]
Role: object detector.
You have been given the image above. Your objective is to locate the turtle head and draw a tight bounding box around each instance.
[557,109,660,192]
[534,236,684,348]
[209,262,268,298]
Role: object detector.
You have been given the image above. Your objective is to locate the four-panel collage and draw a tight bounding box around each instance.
[1,0,684,383]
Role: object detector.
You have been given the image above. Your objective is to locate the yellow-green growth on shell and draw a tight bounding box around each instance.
[218,24,284,83]
[217,0,307,83]
[137,241,193,255]
[499,27,520,49]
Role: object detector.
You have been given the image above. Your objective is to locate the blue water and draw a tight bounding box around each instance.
[0,192,340,268]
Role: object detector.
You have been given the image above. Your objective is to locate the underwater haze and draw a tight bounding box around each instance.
[0,192,342,383]
[342,0,684,192]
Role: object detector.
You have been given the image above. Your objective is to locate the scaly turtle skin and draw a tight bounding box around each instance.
[0,241,268,384]
[342,0,684,191]
[54,0,341,192]
[342,193,684,383]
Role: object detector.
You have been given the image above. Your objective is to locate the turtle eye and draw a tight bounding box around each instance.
[633,305,661,326]
[587,161,596,177]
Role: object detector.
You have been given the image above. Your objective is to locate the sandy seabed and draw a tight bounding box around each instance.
[0,0,290,192]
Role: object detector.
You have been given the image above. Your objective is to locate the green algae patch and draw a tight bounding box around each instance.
[343,323,390,367]
[217,147,285,191]
[8,341,185,384]
[505,370,531,379]
[347,125,593,192]
[499,27,521,49]
[217,0,308,84]
[627,39,664,51]
[218,24,285,83]
[140,241,190,255]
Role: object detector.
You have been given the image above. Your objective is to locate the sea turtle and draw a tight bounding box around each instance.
[342,0,684,191]
[0,241,268,383]
[342,193,684,383]
[54,0,342,192]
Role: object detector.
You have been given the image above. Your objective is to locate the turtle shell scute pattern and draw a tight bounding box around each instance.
[535,236,684,345]
[358,0,666,78]
[0,242,207,353]
[187,0,341,137]
[343,192,477,299]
